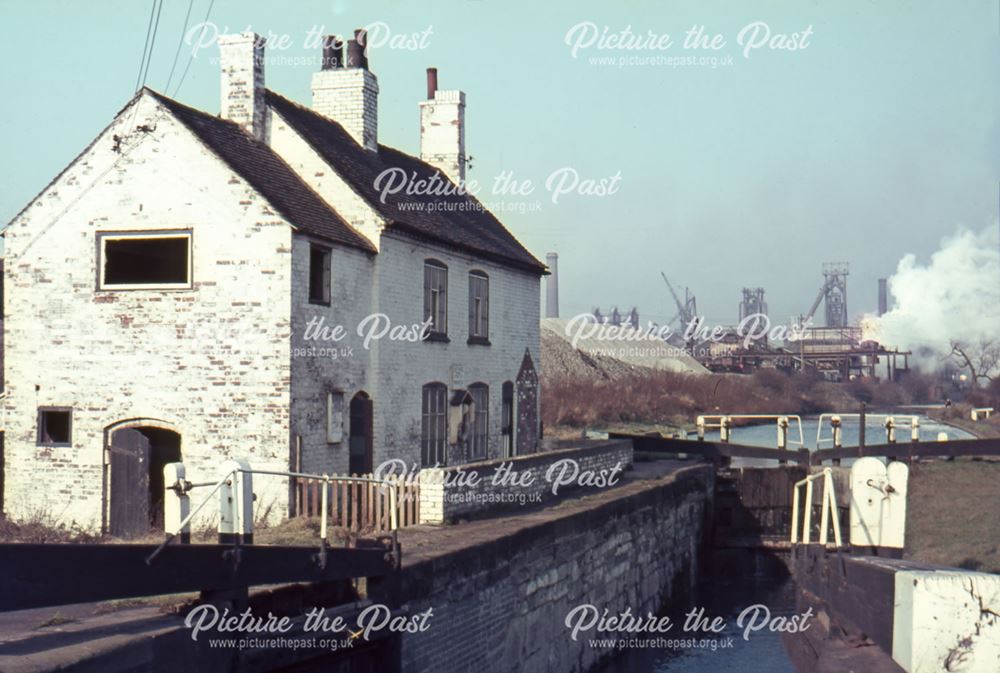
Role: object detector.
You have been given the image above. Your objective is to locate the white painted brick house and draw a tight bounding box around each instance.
[1,30,544,534]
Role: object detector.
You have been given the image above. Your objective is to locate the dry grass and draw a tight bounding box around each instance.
[0,512,102,544]
[906,459,1000,573]
[540,368,935,431]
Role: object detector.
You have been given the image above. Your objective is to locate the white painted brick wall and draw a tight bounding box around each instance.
[2,89,542,532]
[310,68,379,152]
[419,90,466,184]
[3,93,292,530]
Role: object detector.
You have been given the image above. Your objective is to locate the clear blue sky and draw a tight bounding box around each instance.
[1,0,997,325]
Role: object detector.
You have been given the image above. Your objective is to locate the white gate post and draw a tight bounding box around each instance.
[884,417,896,444]
[219,458,254,544]
[163,462,190,544]
[235,458,254,544]
[219,462,237,545]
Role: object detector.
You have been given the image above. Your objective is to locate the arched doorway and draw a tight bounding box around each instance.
[348,392,373,475]
[105,421,181,538]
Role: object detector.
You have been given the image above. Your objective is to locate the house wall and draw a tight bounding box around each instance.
[371,232,541,471]
[287,229,541,478]
[2,94,293,530]
[289,234,376,477]
[273,111,542,476]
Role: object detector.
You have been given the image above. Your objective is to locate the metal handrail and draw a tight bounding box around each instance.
[696,414,805,448]
[148,466,402,566]
[815,413,919,448]
[790,467,842,546]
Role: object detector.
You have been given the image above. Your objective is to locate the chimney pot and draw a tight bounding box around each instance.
[321,35,343,70]
[426,67,438,100]
[345,28,369,69]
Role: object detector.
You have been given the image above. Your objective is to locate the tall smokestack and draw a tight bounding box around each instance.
[877,278,888,316]
[545,253,559,318]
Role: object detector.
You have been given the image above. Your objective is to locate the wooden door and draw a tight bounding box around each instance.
[349,394,373,475]
[109,428,150,538]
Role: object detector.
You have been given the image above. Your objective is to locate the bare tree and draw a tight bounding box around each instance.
[949,338,1000,386]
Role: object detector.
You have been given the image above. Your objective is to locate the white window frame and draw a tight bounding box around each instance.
[97,230,193,290]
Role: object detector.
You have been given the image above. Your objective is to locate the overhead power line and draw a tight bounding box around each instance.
[164,0,197,93]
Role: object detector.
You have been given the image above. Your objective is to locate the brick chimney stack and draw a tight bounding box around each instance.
[218,33,266,141]
[419,68,466,184]
[311,30,379,152]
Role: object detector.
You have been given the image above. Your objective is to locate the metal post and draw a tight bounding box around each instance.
[819,470,830,546]
[777,416,788,465]
[163,462,190,544]
[389,476,399,531]
[719,416,731,443]
[911,417,920,443]
[858,402,866,450]
[826,472,842,547]
[696,416,705,441]
[803,478,814,544]
[791,485,800,544]
[320,474,329,543]
[831,416,842,466]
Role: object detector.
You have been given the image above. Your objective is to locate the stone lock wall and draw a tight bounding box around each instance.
[384,464,715,673]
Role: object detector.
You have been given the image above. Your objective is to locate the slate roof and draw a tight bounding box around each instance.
[265,90,546,274]
[146,89,374,252]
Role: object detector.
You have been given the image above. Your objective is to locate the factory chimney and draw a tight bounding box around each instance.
[545,253,559,318]
[877,278,888,316]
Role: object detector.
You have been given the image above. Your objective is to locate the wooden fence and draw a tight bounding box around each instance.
[293,475,420,532]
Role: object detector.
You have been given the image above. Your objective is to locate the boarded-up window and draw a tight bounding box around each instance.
[468,271,489,341]
[37,407,72,446]
[423,260,448,337]
[421,383,448,466]
[309,244,331,304]
[469,383,489,460]
[327,391,344,443]
[99,232,191,288]
[501,381,514,458]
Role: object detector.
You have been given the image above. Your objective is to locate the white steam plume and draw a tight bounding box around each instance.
[866,225,1000,364]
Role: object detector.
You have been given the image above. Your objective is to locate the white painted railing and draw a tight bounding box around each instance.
[159,461,402,546]
[696,414,805,449]
[815,413,920,448]
[971,407,994,421]
[790,467,842,546]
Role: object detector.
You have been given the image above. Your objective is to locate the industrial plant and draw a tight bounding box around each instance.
[547,259,911,382]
